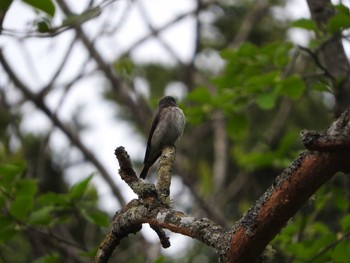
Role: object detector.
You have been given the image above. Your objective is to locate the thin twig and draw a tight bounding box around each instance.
[306,231,350,263]
[298,45,335,81]
[0,49,126,206]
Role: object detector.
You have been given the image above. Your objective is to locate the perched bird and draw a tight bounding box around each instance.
[140,96,186,179]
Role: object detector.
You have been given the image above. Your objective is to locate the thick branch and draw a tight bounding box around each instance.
[95,202,229,263]
[228,109,350,262]
[98,109,350,263]
[301,130,350,152]
[156,146,176,197]
[96,146,230,263]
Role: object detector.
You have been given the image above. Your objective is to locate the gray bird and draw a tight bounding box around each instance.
[140,96,186,179]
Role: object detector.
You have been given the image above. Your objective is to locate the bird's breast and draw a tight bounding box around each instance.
[152,106,185,147]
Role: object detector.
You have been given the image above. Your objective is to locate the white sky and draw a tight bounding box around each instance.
[0,0,199,255]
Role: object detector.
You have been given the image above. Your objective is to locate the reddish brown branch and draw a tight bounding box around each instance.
[228,109,350,262]
[99,109,350,263]
[96,146,230,263]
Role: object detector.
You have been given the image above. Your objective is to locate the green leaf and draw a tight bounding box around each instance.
[276,131,298,155]
[32,254,59,263]
[62,7,101,27]
[327,13,350,33]
[331,241,350,262]
[10,195,34,220]
[311,81,332,92]
[8,176,37,221]
[0,194,6,208]
[187,87,212,103]
[341,214,350,232]
[256,93,276,110]
[79,247,98,258]
[17,179,38,197]
[153,256,165,263]
[278,75,305,100]
[220,44,253,60]
[29,206,55,225]
[37,192,71,206]
[0,162,25,177]
[183,106,206,125]
[291,19,318,31]
[37,17,52,33]
[81,209,110,227]
[0,162,26,194]
[69,175,94,200]
[309,221,332,235]
[335,4,350,15]
[0,0,13,12]
[245,71,279,88]
[114,58,135,78]
[22,0,55,17]
[227,114,248,139]
[235,150,276,170]
[198,161,212,195]
[0,216,17,242]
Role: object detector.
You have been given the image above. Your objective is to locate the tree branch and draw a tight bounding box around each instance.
[95,146,230,263]
[96,108,350,263]
[0,49,126,206]
[228,108,350,262]
[56,0,152,132]
[306,0,350,117]
[156,146,176,197]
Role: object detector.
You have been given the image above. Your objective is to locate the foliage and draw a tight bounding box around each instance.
[0,159,109,262]
[273,178,350,262]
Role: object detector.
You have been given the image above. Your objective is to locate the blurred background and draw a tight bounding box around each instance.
[1,0,350,262]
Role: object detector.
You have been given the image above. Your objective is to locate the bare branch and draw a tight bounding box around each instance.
[228,109,350,262]
[0,49,126,206]
[56,0,152,132]
[137,0,185,65]
[156,146,176,197]
[97,146,230,263]
[97,108,350,263]
[212,111,228,195]
[306,0,350,116]
[229,0,270,48]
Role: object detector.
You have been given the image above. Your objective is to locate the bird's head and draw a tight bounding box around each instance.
[158,96,177,108]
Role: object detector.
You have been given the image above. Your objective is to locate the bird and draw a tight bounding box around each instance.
[140,96,186,179]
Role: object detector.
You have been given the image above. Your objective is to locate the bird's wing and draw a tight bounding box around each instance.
[143,111,161,164]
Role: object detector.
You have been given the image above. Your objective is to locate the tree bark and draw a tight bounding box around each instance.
[96,109,350,263]
[306,0,350,117]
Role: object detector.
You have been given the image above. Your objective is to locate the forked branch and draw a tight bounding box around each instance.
[96,109,350,263]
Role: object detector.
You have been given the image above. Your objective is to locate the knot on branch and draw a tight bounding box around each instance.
[94,146,179,263]
[95,146,228,263]
[301,109,350,152]
[114,145,175,203]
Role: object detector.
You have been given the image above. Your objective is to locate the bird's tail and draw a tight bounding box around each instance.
[140,164,150,179]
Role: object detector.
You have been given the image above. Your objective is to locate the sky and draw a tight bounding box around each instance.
[0,0,200,255]
[1,0,341,257]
